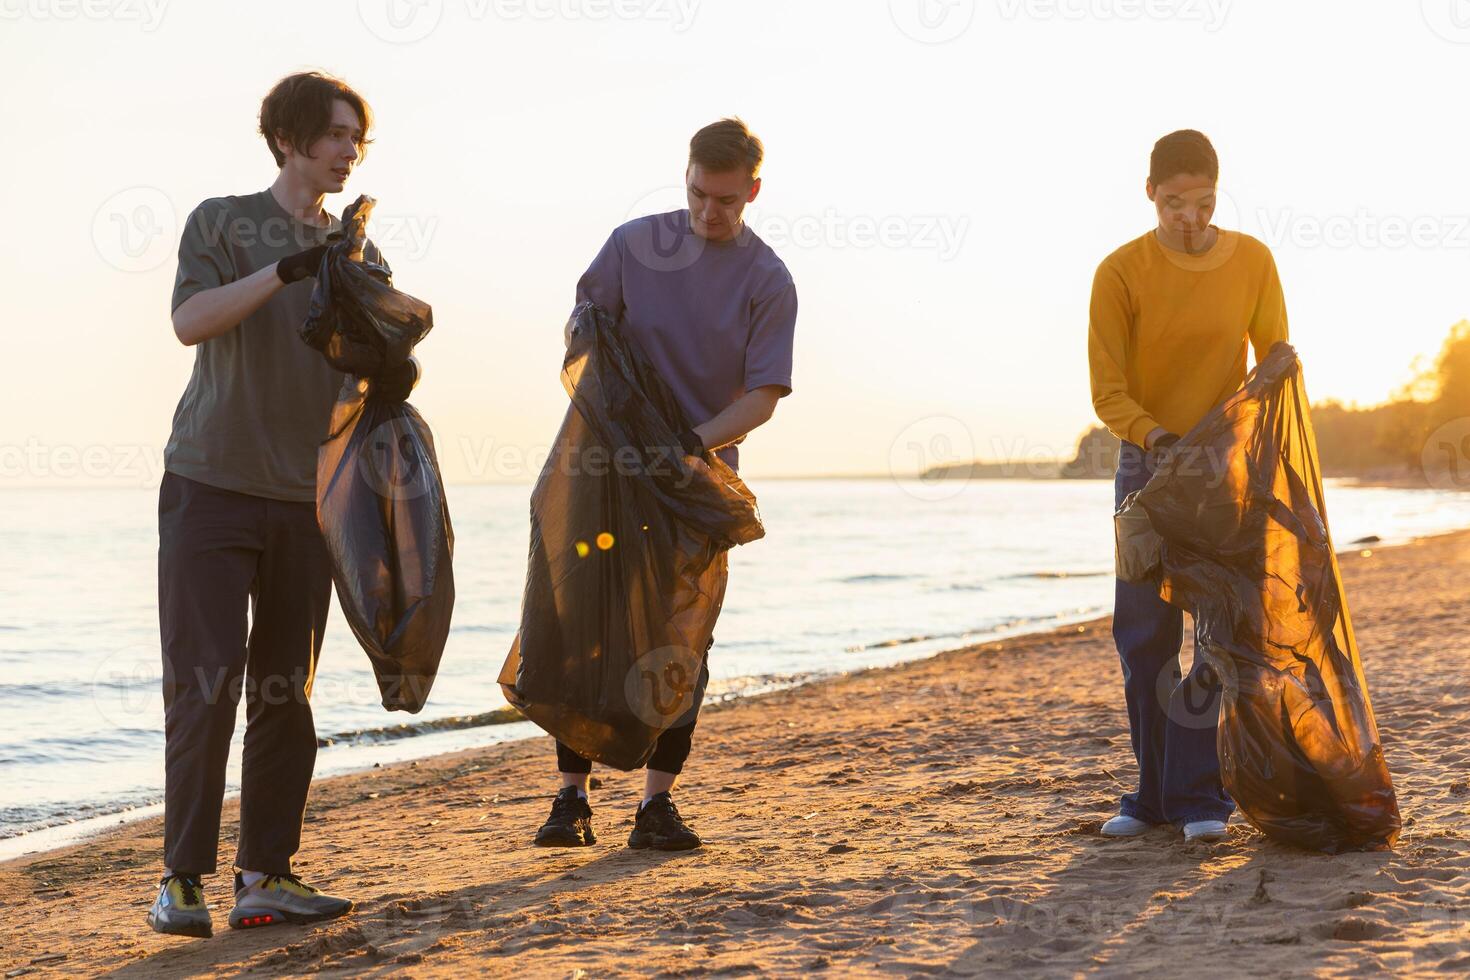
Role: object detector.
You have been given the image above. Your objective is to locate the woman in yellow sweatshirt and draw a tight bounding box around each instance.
[1087,130,1289,845]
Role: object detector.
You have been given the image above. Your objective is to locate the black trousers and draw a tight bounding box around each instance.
[556,639,712,776]
[157,472,332,875]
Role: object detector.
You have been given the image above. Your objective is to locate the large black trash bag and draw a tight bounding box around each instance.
[498,303,764,770]
[1115,342,1400,852]
[302,194,454,713]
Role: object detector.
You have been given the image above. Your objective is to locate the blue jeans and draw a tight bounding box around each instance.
[1112,442,1234,825]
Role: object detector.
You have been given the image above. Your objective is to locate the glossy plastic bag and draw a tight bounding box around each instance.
[499,303,764,770]
[1116,342,1399,852]
[303,195,454,713]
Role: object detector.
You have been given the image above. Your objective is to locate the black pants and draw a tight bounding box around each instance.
[556,639,712,776]
[158,472,332,875]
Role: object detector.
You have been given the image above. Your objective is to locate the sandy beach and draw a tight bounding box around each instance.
[4,531,1468,978]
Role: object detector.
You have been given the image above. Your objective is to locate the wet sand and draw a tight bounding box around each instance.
[4,532,1469,977]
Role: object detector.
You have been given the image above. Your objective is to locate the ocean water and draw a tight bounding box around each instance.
[3,477,1469,855]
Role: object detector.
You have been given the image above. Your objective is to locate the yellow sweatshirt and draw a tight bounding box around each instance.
[1088,228,1289,448]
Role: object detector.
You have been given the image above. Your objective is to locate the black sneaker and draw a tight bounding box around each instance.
[627,792,702,851]
[534,786,596,847]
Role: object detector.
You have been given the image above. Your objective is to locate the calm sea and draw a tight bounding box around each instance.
[4,477,1468,857]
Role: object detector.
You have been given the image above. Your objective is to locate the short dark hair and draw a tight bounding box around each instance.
[258,72,373,168]
[689,117,764,180]
[1149,129,1218,185]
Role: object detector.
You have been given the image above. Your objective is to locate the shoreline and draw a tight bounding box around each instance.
[0,522,1459,862]
[4,529,1470,976]
[0,605,1115,861]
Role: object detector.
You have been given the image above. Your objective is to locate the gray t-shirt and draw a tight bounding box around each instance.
[575,210,797,470]
[166,189,385,502]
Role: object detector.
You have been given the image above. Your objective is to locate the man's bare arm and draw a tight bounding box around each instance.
[171,264,293,347]
[692,385,783,453]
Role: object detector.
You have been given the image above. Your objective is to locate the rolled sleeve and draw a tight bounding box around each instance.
[575,229,625,322]
[171,199,237,314]
[743,282,797,396]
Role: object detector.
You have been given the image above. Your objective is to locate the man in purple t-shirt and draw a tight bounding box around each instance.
[535,118,798,852]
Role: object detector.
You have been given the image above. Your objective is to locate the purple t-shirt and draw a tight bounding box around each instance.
[575,209,797,470]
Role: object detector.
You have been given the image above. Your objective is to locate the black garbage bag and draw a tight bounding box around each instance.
[302,195,454,713]
[1115,342,1400,852]
[498,302,764,770]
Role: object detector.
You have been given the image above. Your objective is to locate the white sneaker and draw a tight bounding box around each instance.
[1100,814,1154,837]
[1182,819,1228,843]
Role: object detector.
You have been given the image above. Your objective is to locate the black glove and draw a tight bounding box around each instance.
[677,427,705,458]
[276,244,329,284]
[1151,432,1181,452]
[368,357,420,403]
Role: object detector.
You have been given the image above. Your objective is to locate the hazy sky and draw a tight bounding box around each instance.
[4,0,1469,485]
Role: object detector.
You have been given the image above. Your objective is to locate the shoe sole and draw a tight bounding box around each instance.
[147,913,212,939]
[1184,831,1229,843]
[534,830,596,847]
[227,902,354,930]
[627,834,702,852]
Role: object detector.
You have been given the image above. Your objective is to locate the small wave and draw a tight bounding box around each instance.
[837,573,917,584]
[316,707,524,748]
[1004,570,1111,580]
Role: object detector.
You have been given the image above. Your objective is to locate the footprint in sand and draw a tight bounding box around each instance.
[967,853,1039,866]
[1309,917,1398,942]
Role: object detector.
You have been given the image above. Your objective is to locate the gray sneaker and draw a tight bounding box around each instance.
[227,872,354,929]
[147,873,213,938]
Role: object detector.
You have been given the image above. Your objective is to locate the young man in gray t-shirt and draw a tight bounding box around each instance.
[148,72,411,939]
[535,118,798,852]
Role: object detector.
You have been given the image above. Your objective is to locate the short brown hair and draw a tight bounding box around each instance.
[1149,129,1218,186]
[259,72,374,168]
[689,117,764,180]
